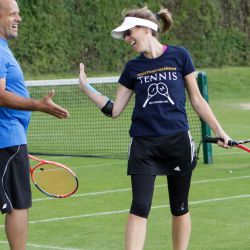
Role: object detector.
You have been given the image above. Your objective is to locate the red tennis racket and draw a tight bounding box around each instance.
[204,136,250,153]
[29,154,78,198]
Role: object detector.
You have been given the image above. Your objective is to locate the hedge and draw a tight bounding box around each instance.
[11,0,250,76]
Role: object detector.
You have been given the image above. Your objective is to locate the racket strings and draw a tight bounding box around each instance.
[33,163,77,196]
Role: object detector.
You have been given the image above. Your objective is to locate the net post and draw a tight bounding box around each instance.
[197,72,213,164]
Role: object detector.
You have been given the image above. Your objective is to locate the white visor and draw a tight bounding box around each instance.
[111,17,158,39]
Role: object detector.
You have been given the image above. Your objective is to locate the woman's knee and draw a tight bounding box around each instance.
[130,200,151,218]
[170,201,189,216]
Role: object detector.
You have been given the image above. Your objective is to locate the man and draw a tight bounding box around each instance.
[0,0,69,249]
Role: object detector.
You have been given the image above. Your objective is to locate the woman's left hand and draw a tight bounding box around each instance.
[79,63,88,90]
[215,130,231,148]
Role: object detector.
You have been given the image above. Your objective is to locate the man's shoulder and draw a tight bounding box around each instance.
[0,44,13,59]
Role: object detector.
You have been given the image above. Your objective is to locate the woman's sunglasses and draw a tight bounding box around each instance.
[123,29,133,39]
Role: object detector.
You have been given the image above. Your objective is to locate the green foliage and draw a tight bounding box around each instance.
[10,0,250,76]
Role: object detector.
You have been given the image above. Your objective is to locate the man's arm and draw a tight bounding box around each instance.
[0,78,69,119]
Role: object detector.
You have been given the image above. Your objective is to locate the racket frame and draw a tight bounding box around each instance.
[236,144,250,153]
[28,154,78,198]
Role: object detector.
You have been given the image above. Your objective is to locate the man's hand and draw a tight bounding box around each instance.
[39,90,69,119]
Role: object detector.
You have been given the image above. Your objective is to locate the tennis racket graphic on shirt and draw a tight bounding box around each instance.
[143,83,158,108]
[28,154,79,198]
[204,136,250,153]
[157,82,175,105]
[143,82,175,108]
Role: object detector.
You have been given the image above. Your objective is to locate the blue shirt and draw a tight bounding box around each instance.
[0,38,31,148]
[119,45,195,137]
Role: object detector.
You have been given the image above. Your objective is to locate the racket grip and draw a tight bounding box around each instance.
[204,136,221,144]
[204,136,237,146]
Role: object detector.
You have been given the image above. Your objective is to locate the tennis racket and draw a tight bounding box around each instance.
[28,154,79,198]
[204,136,250,153]
[157,82,175,105]
[143,83,157,108]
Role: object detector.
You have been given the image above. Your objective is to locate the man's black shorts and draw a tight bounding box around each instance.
[128,131,197,176]
[0,145,32,214]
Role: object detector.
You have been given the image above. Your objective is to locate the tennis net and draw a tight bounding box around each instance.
[26,75,203,159]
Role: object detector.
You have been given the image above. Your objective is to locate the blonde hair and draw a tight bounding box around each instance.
[122,6,173,36]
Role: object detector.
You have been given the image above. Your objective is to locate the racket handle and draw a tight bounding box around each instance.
[204,136,221,143]
[204,136,237,146]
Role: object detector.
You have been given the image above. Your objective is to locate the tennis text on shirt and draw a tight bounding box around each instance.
[118,45,195,137]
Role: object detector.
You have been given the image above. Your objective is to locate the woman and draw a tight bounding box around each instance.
[79,6,230,250]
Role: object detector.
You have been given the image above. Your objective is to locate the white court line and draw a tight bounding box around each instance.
[75,160,124,169]
[0,241,81,250]
[1,196,249,249]
[26,194,250,225]
[52,160,124,172]
[1,178,249,249]
[32,158,124,171]
[32,175,250,202]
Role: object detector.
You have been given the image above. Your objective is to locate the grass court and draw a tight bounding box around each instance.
[0,67,249,249]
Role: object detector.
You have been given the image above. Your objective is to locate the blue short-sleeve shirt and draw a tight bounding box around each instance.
[119,45,195,137]
[0,38,31,148]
